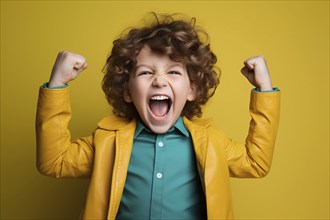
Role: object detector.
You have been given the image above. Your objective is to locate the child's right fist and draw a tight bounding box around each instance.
[48,51,88,88]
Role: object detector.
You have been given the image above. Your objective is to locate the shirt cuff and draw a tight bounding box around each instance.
[253,87,280,93]
[42,82,68,89]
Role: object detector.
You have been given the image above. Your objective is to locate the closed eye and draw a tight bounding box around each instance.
[168,71,181,75]
[138,71,153,76]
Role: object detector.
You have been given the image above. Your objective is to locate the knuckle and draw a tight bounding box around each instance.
[257,55,265,61]
[59,50,67,55]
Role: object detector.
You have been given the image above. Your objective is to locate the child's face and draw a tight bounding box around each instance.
[124,46,196,134]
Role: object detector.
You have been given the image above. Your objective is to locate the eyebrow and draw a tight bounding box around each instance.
[135,64,152,69]
[135,63,184,69]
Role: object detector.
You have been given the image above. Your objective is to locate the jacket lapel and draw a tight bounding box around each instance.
[183,117,210,189]
[106,118,136,219]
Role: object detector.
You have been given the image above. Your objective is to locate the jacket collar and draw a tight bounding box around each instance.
[97,115,136,131]
[97,115,213,132]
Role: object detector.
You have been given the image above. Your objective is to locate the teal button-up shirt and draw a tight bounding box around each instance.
[116,117,206,220]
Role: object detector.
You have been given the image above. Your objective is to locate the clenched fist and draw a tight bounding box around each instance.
[241,56,273,91]
[48,51,88,88]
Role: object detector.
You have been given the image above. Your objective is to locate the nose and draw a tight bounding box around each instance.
[152,74,167,87]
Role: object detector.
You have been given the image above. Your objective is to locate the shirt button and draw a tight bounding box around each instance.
[158,142,164,147]
[156,173,163,179]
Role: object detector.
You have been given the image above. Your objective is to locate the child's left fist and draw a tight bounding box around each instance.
[241,56,273,91]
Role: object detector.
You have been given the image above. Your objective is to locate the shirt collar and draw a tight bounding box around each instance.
[134,116,190,138]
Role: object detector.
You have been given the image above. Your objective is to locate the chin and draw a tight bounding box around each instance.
[148,124,172,134]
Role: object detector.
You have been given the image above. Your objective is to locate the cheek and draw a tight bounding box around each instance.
[128,80,146,101]
[173,82,192,102]
[179,79,194,97]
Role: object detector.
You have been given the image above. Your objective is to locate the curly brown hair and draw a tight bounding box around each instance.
[102,13,220,119]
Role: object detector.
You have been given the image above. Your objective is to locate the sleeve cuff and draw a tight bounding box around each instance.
[42,82,68,89]
[253,87,280,93]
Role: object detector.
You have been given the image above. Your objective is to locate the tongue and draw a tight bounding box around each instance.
[149,100,169,117]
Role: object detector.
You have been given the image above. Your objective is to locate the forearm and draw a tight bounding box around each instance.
[247,90,280,174]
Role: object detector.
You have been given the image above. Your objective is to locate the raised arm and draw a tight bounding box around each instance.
[227,56,280,177]
[36,51,94,178]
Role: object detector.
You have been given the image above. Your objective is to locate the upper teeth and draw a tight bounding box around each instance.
[151,95,169,100]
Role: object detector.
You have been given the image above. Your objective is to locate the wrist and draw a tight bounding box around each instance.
[259,86,273,91]
[48,81,66,89]
[47,82,66,89]
[257,81,273,91]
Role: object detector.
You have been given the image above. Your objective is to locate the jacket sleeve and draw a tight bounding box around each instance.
[36,87,94,178]
[225,90,281,178]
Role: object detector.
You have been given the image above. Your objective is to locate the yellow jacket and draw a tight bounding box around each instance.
[36,87,280,220]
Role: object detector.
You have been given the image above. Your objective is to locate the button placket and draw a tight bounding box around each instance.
[154,135,165,181]
[150,134,165,218]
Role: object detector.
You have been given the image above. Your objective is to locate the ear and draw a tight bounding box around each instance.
[124,90,132,103]
[187,83,197,101]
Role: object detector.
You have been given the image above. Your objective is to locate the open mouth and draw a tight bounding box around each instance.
[149,95,172,119]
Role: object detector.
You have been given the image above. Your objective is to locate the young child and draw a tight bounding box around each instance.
[36,14,280,220]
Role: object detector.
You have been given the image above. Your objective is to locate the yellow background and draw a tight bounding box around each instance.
[1,1,329,219]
